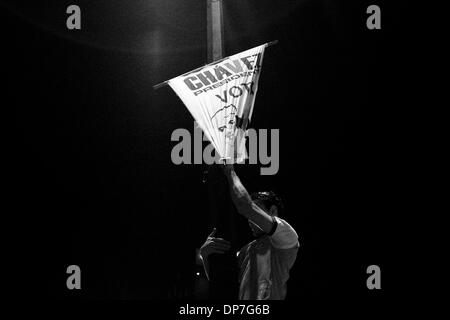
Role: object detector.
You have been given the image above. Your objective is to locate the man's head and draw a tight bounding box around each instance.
[248,191,285,236]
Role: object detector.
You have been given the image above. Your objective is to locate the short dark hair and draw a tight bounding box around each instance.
[251,191,285,216]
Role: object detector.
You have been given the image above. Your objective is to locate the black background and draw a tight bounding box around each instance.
[2,0,402,307]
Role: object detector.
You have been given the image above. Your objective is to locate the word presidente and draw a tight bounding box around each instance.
[171,122,279,175]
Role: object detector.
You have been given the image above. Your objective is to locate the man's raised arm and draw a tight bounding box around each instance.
[222,165,274,233]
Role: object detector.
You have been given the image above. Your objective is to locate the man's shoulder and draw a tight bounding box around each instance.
[274,217,294,228]
[270,217,299,249]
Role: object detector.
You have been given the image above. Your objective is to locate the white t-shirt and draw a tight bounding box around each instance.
[238,217,299,300]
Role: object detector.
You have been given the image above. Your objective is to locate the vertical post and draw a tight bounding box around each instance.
[207,0,224,62]
[205,0,239,300]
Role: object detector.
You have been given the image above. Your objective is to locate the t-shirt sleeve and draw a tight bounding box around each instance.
[269,217,299,249]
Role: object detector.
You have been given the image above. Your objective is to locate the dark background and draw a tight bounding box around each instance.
[2,0,397,303]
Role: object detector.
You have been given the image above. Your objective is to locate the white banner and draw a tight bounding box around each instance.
[168,44,267,163]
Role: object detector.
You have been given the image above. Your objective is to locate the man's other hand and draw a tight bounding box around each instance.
[199,228,231,259]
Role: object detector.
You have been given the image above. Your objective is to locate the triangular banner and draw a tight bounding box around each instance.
[168,43,268,163]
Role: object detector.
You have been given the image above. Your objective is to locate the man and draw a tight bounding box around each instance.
[200,164,299,300]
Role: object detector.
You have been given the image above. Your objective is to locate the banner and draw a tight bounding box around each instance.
[168,43,267,163]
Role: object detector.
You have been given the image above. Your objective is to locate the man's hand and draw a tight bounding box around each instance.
[199,228,231,259]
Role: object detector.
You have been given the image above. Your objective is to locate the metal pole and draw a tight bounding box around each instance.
[207,0,224,62]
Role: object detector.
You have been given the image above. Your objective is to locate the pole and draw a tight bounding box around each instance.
[207,0,224,62]
[204,0,240,300]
